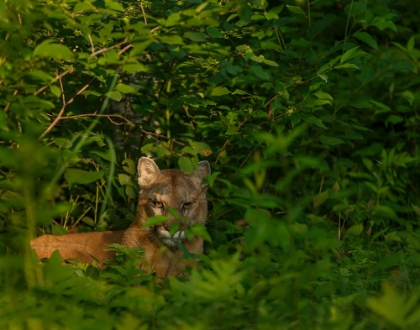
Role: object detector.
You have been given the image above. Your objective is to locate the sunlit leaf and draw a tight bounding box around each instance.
[33,40,73,60]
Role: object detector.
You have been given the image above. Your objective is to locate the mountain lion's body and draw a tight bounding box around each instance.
[31,157,211,277]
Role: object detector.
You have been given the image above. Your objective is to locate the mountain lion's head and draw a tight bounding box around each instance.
[136,157,211,247]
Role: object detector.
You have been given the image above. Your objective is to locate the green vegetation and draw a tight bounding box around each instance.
[1,0,420,328]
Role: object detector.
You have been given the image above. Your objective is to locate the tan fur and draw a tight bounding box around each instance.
[31,157,211,277]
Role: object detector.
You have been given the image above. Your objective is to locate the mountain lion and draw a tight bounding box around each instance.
[31,157,211,277]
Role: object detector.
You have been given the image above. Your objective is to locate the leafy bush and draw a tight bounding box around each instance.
[1,0,420,328]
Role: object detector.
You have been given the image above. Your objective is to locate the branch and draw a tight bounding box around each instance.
[55,113,186,147]
[60,113,135,127]
[139,2,148,25]
[39,77,95,139]
[215,139,229,164]
[34,68,72,96]
[90,39,129,58]
[4,89,18,112]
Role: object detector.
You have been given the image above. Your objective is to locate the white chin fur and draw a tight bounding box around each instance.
[159,230,186,247]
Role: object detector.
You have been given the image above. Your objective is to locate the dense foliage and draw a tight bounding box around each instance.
[1,0,419,328]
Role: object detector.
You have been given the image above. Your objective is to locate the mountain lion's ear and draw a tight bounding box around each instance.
[138,157,161,187]
[197,161,211,180]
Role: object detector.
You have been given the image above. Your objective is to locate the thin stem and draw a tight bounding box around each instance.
[139,1,148,25]
[39,77,96,139]
[307,1,311,27]
[344,0,354,47]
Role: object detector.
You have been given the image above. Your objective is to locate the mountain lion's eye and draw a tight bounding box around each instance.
[183,202,192,210]
[153,201,164,208]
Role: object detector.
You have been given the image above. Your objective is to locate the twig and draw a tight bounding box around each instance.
[57,68,66,105]
[318,174,325,194]
[264,87,288,108]
[139,2,148,25]
[141,129,185,146]
[34,68,72,96]
[39,77,96,139]
[4,89,18,112]
[239,147,257,169]
[58,113,186,147]
[91,39,129,57]
[118,44,133,55]
[215,139,229,164]
[60,113,135,126]
[88,34,95,55]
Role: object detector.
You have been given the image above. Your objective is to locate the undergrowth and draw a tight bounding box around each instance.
[0,0,420,328]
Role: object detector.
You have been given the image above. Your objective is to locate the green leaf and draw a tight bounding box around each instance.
[156,145,171,157]
[51,225,68,236]
[105,0,125,12]
[206,27,223,38]
[106,91,123,102]
[347,223,363,235]
[142,215,169,228]
[226,126,238,135]
[262,58,279,67]
[122,159,136,175]
[73,2,95,12]
[367,283,409,328]
[313,91,333,101]
[392,61,415,70]
[191,142,212,156]
[90,149,116,162]
[374,253,403,271]
[28,70,54,82]
[340,46,360,63]
[160,35,183,45]
[412,204,420,216]
[313,191,329,207]
[232,89,250,95]
[401,90,415,105]
[116,83,137,94]
[33,40,73,60]
[372,18,397,32]
[354,32,378,50]
[55,138,72,148]
[118,174,133,186]
[210,87,230,96]
[178,157,193,174]
[49,85,62,97]
[123,63,147,73]
[344,2,367,16]
[64,169,104,187]
[407,36,415,53]
[125,186,136,199]
[184,32,206,42]
[335,63,359,70]
[316,63,331,75]
[262,17,295,29]
[319,136,345,145]
[302,115,326,128]
[181,146,197,156]
[286,5,306,15]
[81,216,95,226]
[190,223,212,242]
[332,181,340,194]
[385,115,404,127]
[250,65,270,80]
[374,205,397,220]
